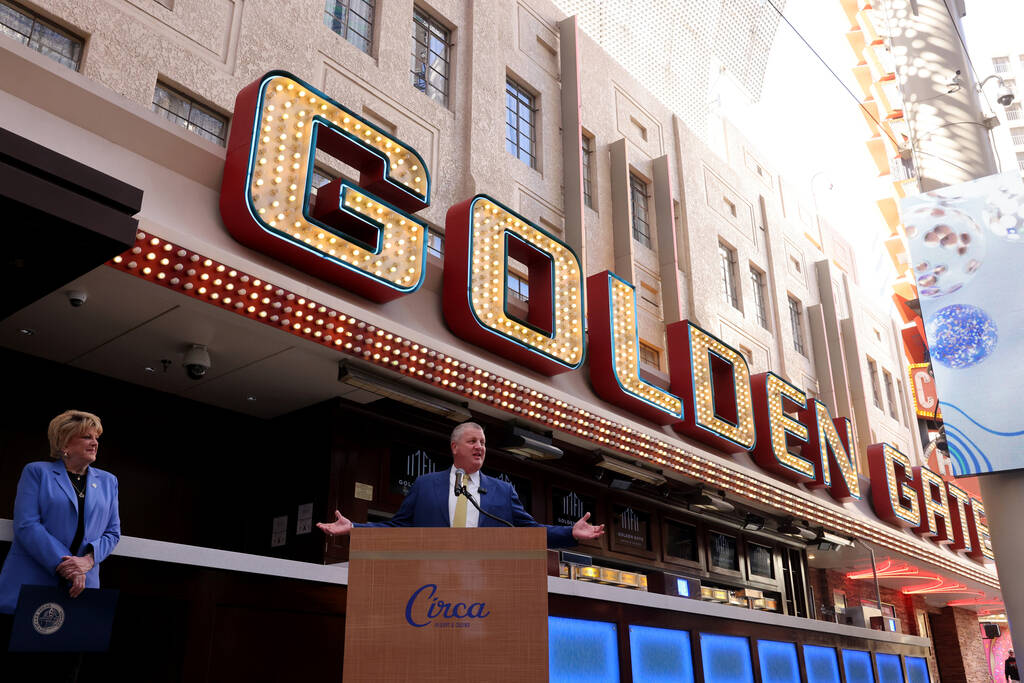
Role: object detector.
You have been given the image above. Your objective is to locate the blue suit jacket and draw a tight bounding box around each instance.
[356,470,576,548]
[0,460,121,613]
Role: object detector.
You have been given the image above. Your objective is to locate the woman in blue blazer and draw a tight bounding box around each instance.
[0,410,121,614]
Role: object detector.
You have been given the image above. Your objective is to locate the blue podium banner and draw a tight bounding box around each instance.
[9,584,118,652]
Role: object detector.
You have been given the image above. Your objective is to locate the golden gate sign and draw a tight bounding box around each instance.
[220,72,993,563]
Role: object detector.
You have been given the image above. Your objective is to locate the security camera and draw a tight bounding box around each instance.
[66,290,87,308]
[183,344,211,380]
[997,84,1015,107]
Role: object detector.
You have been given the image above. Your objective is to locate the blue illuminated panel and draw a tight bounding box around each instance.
[905,656,930,683]
[629,625,694,683]
[842,649,876,683]
[757,640,800,683]
[676,577,690,596]
[876,652,905,683]
[700,633,754,683]
[548,616,618,683]
[803,645,841,683]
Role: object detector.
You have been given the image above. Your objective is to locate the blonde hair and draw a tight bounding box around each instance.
[48,410,103,459]
[451,421,484,444]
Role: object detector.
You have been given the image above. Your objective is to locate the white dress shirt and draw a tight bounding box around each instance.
[448,466,481,528]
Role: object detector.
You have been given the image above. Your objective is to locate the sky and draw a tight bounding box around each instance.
[724,1,1024,304]
[725,0,897,301]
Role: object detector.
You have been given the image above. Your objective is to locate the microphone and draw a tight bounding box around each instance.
[454,468,466,496]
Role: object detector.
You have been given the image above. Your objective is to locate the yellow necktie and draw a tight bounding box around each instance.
[453,475,468,527]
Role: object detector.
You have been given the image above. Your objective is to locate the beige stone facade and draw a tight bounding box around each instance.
[0,0,970,577]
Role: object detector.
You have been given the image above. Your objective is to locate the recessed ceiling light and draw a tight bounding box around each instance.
[18,328,34,336]
[246,395,257,401]
[144,367,156,374]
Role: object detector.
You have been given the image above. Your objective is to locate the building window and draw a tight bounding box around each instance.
[719,243,739,309]
[639,342,659,369]
[427,230,444,260]
[506,271,529,302]
[750,266,768,328]
[324,0,374,55]
[709,531,739,572]
[867,357,882,409]
[152,83,229,147]
[581,133,594,209]
[505,253,530,322]
[788,296,805,356]
[748,543,774,579]
[629,172,651,248]
[505,259,530,321]
[411,7,450,107]
[0,0,83,71]
[505,77,537,168]
[1017,152,1024,172]
[1012,127,1024,146]
[993,56,1010,74]
[1007,103,1023,121]
[883,369,898,419]
[897,379,910,425]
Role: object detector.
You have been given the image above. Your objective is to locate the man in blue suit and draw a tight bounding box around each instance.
[318,422,603,547]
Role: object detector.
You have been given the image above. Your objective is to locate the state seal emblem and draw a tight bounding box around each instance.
[31,602,65,635]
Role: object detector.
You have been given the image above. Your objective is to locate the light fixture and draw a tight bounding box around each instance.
[684,486,734,513]
[777,518,802,536]
[338,360,472,421]
[742,513,766,531]
[813,528,854,551]
[595,452,666,486]
[777,518,817,541]
[501,425,563,460]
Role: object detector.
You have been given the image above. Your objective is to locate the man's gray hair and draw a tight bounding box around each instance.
[451,421,485,443]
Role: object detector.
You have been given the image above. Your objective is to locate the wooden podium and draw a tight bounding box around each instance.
[343,527,549,682]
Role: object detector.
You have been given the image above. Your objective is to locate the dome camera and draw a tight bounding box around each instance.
[183,344,211,380]
[997,84,1015,107]
[66,290,88,308]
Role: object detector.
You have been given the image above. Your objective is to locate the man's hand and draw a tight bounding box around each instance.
[571,512,605,541]
[57,554,94,579]
[316,510,354,537]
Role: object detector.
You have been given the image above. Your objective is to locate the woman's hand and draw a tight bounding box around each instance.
[57,553,94,579]
[69,572,86,598]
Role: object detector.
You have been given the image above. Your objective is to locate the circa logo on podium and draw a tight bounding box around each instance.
[405,584,491,628]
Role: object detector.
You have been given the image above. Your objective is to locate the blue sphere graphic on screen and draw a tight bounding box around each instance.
[926,304,998,368]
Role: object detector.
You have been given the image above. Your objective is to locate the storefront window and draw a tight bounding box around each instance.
[709,531,739,572]
[665,520,699,563]
[748,543,773,579]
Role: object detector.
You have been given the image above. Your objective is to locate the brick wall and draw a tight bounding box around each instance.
[929,606,989,683]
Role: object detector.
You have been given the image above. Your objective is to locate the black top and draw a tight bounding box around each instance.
[1007,656,1018,681]
[67,470,87,556]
